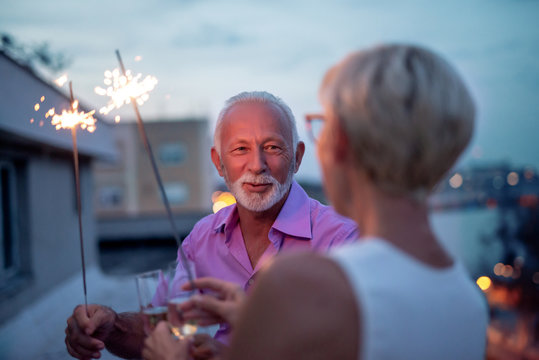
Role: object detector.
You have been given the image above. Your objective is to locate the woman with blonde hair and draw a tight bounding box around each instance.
[143,44,488,360]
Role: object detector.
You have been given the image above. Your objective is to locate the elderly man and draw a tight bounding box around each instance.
[65,91,357,360]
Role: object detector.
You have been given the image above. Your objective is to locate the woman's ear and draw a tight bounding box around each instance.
[333,121,350,164]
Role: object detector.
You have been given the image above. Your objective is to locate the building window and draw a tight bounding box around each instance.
[98,186,124,209]
[163,182,189,205]
[159,143,187,166]
[0,161,20,287]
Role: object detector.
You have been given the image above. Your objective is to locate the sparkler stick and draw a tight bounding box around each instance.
[114,50,196,289]
[68,82,89,315]
[41,82,95,314]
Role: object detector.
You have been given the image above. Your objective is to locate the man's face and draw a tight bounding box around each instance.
[212,102,297,212]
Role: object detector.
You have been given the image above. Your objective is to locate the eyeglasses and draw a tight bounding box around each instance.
[304,113,325,143]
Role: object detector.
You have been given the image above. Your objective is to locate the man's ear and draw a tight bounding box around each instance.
[293,141,305,173]
[211,147,225,177]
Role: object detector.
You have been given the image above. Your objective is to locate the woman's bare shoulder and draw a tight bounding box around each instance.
[229,252,360,360]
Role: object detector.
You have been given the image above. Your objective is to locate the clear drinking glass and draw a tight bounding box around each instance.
[167,260,198,338]
[135,268,168,334]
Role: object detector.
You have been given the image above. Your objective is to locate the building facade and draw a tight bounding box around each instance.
[94,119,213,241]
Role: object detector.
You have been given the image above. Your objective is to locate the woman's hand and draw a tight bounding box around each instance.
[142,321,189,360]
[180,277,246,327]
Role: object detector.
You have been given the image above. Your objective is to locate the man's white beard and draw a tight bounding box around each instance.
[224,163,295,212]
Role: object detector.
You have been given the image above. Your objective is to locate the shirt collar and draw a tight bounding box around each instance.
[271,180,312,239]
[213,180,312,241]
[213,203,239,237]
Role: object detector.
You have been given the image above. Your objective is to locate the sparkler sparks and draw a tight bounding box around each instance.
[94,67,157,117]
[33,96,97,133]
[49,100,97,133]
[55,74,68,87]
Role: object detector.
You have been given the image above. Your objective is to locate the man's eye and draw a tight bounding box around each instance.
[265,145,280,151]
[234,146,247,152]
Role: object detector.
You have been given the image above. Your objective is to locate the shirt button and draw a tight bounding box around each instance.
[248,278,254,286]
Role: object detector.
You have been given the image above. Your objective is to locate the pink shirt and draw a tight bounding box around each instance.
[161,181,358,341]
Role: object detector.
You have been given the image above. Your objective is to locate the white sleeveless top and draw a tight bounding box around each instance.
[330,238,488,360]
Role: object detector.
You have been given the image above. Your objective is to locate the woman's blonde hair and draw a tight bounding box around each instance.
[320,44,475,198]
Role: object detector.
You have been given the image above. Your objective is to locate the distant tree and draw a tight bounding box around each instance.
[1,32,71,73]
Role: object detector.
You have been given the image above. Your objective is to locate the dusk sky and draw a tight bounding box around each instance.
[2,0,538,180]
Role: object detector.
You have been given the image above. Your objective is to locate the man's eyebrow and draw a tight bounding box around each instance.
[262,138,286,144]
[227,138,249,145]
[227,134,287,144]
[261,133,288,142]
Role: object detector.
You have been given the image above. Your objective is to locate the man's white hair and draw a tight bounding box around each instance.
[213,91,299,155]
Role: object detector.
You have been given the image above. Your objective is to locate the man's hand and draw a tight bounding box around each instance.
[180,277,246,327]
[142,321,190,360]
[65,304,117,359]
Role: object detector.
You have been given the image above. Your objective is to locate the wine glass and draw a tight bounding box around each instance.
[135,268,169,334]
[167,260,198,338]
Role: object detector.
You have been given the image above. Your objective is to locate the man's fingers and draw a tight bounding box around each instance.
[65,305,111,360]
[87,306,114,336]
[73,305,98,336]
[65,336,101,360]
[72,305,92,332]
[65,339,83,360]
[70,304,114,337]
[66,335,103,356]
[70,329,105,350]
[65,319,105,355]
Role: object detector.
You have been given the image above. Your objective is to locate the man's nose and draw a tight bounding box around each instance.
[248,148,268,174]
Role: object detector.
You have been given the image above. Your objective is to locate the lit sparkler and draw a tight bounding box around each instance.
[95,65,157,122]
[50,99,97,133]
[96,50,195,289]
[37,82,96,314]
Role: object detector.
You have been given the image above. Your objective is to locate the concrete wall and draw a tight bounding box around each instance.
[0,146,97,324]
